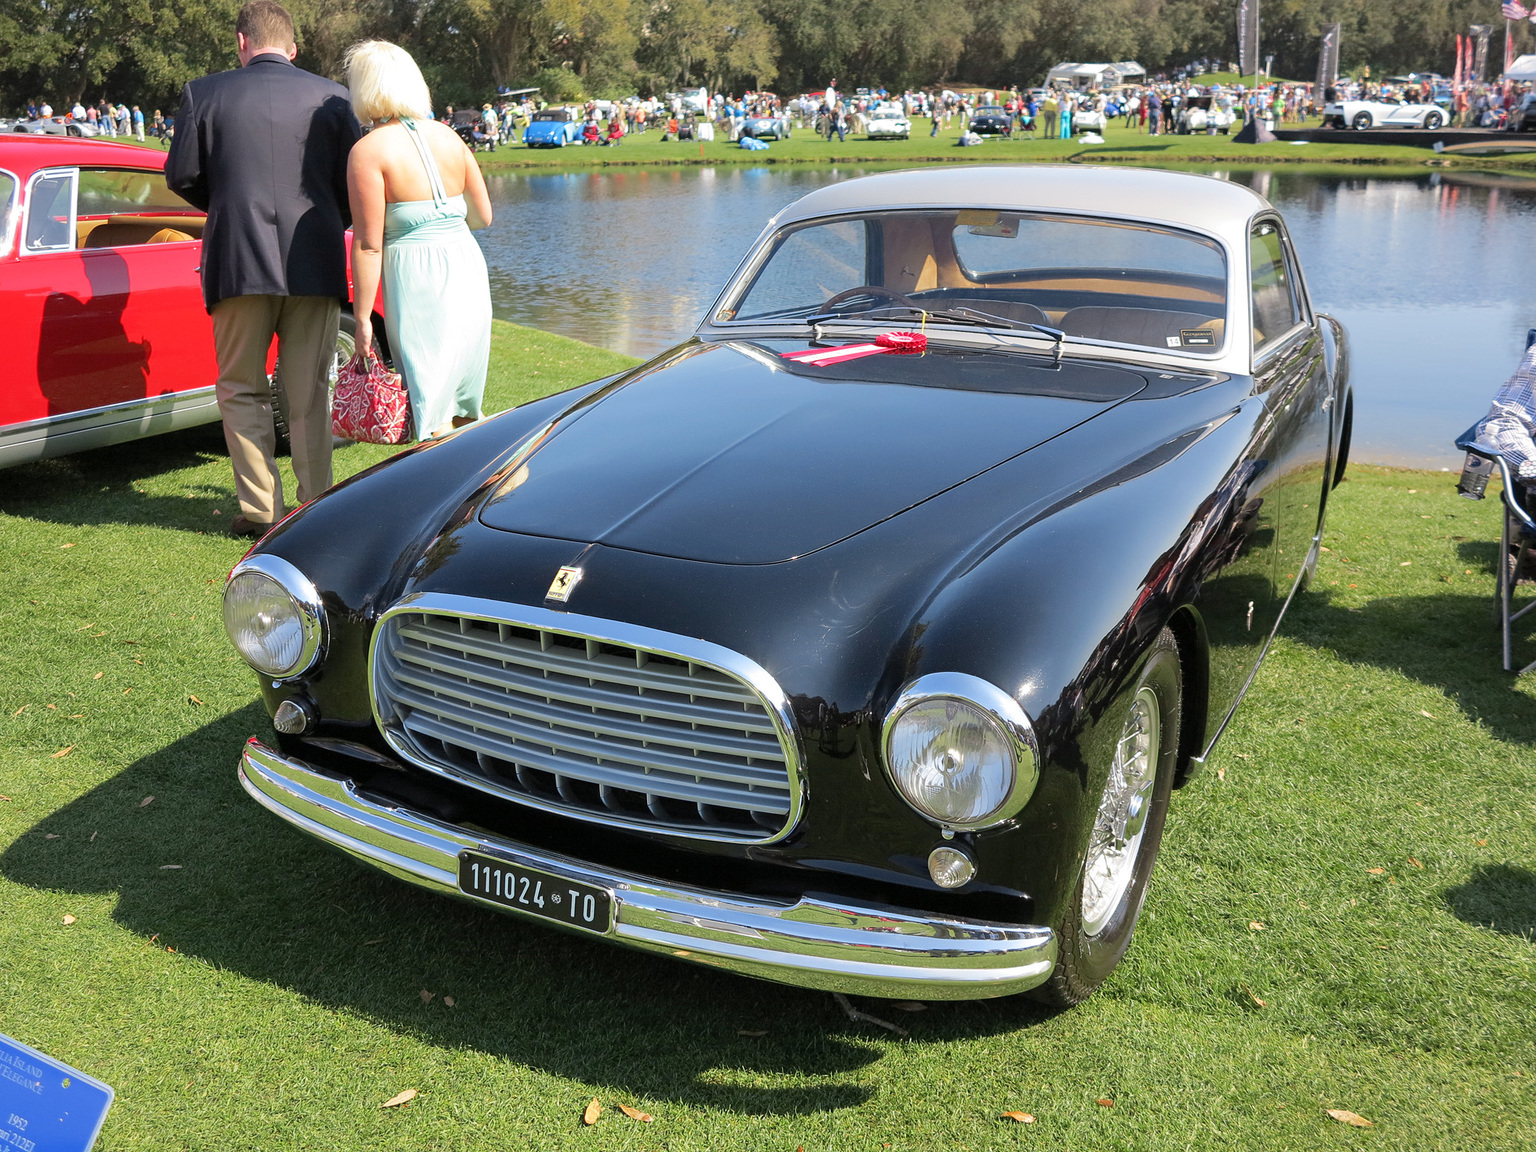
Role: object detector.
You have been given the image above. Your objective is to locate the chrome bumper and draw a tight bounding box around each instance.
[239,739,1056,1000]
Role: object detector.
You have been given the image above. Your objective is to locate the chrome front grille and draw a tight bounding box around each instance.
[371,596,801,842]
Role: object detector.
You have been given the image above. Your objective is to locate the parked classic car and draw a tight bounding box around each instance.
[11,116,100,137]
[1176,96,1235,134]
[1322,95,1446,130]
[968,105,1013,136]
[0,134,378,468]
[741,113,792,140]
[866,104,912,139]
[522,108,581,147]
[229,166,1351,1005]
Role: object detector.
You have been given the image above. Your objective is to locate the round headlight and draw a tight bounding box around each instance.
[881,673,1038,830]
[223,556,324,679]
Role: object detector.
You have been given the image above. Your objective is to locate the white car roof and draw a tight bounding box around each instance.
[771,165,1271,245]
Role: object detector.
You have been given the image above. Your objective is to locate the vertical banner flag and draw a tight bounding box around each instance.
[1315,23,1342,95]
[1471,25,1495,80]
[1238,0,1261,78]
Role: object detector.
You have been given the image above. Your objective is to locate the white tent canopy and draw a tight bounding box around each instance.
[1045,61,1146,90]
[1506,54,1536,81]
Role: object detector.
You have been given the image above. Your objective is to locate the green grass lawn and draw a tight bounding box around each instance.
[2,321,1534,1149]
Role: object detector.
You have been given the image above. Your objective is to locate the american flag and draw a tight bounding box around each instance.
[1502,1,1529,19]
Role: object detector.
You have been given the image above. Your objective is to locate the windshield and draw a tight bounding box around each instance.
[725,209,1229,353]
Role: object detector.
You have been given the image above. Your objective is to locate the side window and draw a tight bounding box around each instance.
[733,220,868,320]
[77,168,189,215]
[1249,221,1301,350]
[23,168,77,253]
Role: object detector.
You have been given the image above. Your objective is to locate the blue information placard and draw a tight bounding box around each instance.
[0,1033,113,1152]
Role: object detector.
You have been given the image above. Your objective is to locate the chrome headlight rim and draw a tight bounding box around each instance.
[224,553,326,681]
[880,672,1040,831]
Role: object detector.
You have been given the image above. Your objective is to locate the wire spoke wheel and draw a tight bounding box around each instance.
[1031,626,1182,1007]
[1080,685,1161,936]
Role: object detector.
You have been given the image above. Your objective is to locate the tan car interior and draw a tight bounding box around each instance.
[878,213,1226,350]
[76,214,204,249]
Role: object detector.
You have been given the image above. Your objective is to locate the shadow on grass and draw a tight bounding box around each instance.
[1445,864,1536,940]
[1284,586,1536,745]
[0,707,1057,1115]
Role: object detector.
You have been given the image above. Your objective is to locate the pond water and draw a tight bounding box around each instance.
[477,165,1536,469]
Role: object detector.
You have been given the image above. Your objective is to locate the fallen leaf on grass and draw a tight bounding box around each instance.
[1241,984,1266,1007]
[1477,839,1488,846]
[89,831,97,841]
[139,796,154,807]
[1418,709,1434,718]
[381,1089,417,1109]
[159,864,182,870]
[1326,1109,1373,1127]
[442,996,455,1007]
[1216,764,1226,781]
[50,746,73,759]
[1408,857,1423,869]
[737,1030,767,1037]
[0,796,10,802]
[188,695,203,706]
[1248,921,1266,931]
[582,1097,601,1125]
[44,834,59,840]
[1233,752,1250,759]
[60,543,76,549]
[62,914,76,925]
[419,990,434,1003]
[91,672,103,680]
[12,705,26,716]
[1366,867,1385,875]
[1096,1098,1114,1107]
[617,1104,653,1122]
[363,938,384,946]
[1000,1111,1035,1123]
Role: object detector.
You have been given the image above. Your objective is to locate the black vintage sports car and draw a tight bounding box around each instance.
[968,106,1013,136]
[226,166,1350,1006]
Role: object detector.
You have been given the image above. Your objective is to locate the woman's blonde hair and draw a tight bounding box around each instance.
[345,40,431,123]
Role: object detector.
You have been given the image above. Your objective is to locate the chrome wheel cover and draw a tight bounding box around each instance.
[1080,685,1161,936]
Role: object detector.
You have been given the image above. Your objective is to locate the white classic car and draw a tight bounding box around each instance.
[866,104,911,139]
[1322,96,1446,130]
[1176,96,1236,134]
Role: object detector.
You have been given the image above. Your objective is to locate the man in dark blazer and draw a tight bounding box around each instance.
[167,0,360,536]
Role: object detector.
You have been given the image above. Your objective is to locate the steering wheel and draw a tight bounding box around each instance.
[820,285,922,314]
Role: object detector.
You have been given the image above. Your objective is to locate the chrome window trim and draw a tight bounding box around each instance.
[881,671,1040,831]
[368,592,807,845]
[225,553,328,681]
[20,166,77,256]
[1247,213,1308,361]
[0,166,19,256]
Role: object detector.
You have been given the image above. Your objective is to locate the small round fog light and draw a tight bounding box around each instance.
[273,697,316,735]
[927,845,976,889]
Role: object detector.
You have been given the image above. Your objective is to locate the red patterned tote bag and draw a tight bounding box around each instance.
[331,348,411,445]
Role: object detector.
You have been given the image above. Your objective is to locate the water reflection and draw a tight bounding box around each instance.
[475,165,1536,468]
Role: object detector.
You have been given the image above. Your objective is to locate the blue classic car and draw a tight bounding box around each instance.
[742,114,792,140]
[522,108,581,147]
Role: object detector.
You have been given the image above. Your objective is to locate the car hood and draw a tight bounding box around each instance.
[478,338,1147,564]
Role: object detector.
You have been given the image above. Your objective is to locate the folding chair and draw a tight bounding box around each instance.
[1455,326,1536,673]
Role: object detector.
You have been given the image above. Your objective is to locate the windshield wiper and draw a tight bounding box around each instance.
[805,304,1067,364]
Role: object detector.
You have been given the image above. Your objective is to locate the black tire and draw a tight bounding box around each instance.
[1030,627,1182,1008]
[1352,111,1373,130]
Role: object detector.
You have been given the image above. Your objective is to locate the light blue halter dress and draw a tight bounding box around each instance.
[384,118,492,439]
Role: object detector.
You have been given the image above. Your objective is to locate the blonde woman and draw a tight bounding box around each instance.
[346,41,493,440]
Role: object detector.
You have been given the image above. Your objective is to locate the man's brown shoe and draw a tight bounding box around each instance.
[230,515,274,539]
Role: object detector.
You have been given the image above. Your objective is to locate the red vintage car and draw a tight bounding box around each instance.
[0,135,373,468]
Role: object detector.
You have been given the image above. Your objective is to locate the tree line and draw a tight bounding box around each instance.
[1,0,1528,111]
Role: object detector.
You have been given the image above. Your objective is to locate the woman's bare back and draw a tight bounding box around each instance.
[358,118,472,204]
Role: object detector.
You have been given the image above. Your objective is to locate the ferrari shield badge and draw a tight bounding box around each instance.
[546,565,583,603]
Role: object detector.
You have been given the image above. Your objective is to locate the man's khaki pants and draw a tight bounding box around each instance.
[211,295,339,525]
